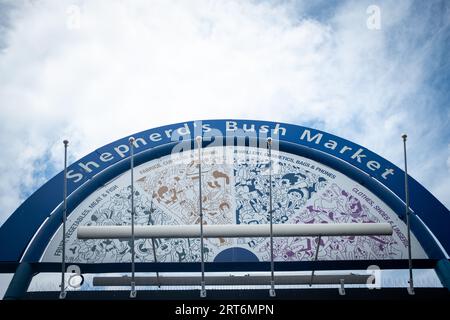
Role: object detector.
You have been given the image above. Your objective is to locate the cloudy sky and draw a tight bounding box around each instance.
[0,0,449,227]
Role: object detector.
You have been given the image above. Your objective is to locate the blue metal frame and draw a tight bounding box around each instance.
[21,138,446,262]
[0,120,449,264]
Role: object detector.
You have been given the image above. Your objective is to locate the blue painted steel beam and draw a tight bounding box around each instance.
[435,259,450,291]
[22,137,446,262]
[1,120,449,263]
[3,263,35,300]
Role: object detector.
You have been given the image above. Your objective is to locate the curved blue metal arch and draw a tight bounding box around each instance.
[22,138,446,262]
[0,119,448,263]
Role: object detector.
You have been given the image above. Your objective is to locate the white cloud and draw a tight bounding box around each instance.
[0,0,448,226]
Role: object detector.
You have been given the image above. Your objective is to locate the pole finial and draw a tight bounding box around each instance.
[129,137,135,144]
[401,133,407,141]
[267,137,272,146]
[63,140,69,146]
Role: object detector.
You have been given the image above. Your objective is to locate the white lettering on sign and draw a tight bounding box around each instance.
[65,121,396,184]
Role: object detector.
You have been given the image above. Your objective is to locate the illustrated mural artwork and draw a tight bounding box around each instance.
[41,147,427,263]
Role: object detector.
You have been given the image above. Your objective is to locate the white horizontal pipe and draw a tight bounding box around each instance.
[77,223,392,240]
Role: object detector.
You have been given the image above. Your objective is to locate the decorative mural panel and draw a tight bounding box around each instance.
[41,147,427,263]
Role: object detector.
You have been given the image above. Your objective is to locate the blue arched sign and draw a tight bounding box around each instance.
[0,120,448,266]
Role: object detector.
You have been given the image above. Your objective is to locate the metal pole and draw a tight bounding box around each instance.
[267,137,276,297]
[59,140,68,299]
[309,235,322,286]
[149,200,160,287]
[402,133,414,295]
[129,137,136,298]
[196,136,206,298]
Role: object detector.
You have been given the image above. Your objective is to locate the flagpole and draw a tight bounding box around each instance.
[149,200,160,287]
[196,136,206,298]
[129,137,137,298]
[267,137,276,297]
[402,133,414,295]
[59,140,68,299]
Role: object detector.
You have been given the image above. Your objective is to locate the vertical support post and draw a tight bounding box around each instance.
[267,137,276,297]
[196,136,206,298]
[129,137,137,299]
[59,140,68,300]
[402,133,414,295]
[151,238,160,287]
[149,200,160,287]
[309,235,322,286]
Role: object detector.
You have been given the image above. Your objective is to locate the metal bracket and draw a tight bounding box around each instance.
[59,290,67,299]
[407,280,415,295]
[200,280,207,298]
[339,279,345,296]
[130,281,137,298]
[269,280,276,297]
